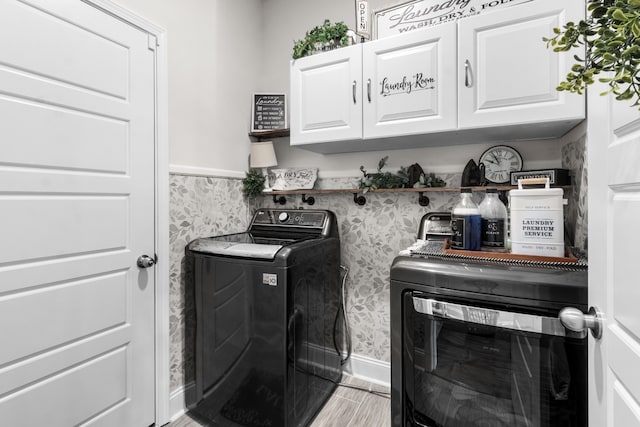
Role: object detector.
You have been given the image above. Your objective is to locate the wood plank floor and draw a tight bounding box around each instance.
[168,375,390,427]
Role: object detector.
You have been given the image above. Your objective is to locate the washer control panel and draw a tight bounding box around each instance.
[250,209,337,238]
[253,209,327,228]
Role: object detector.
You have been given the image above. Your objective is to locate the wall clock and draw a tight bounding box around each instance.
[479,145,523,184]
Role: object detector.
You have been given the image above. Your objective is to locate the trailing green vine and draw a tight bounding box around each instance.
[359,157,407,192]
[543,0,640,108]
[358,156,446,193]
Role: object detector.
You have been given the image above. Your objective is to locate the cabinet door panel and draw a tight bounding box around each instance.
[458,0,584,129]
[290,44,362,145]
[363,23,456,140]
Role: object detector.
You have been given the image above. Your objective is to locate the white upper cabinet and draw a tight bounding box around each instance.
[362,23,457,139]
[458,0,585,129]
[291,23,456,147]
[289,0,585,152]
[290,44,362,145]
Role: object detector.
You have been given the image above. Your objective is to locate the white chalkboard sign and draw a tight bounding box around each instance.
[251,93,287,132]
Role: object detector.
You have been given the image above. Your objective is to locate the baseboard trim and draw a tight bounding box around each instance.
[342,353,390,388]
[169,381,195,422]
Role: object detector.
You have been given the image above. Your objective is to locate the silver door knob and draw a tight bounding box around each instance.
[137,254,156,268]
[559,306,603,339]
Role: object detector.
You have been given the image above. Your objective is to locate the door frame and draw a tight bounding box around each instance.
[83,1,170,424]
[586,71,608,426]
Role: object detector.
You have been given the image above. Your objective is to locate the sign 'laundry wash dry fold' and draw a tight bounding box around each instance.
[374,0,534,39]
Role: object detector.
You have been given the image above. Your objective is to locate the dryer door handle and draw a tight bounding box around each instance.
[559,306,602,339]
[412,297,585,338]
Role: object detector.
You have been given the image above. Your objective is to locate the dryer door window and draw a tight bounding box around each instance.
[403,292,587,427]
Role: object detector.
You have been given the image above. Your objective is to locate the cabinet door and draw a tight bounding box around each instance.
[363,23,457,139]
[458,0,585,130]
[290,44,362,145]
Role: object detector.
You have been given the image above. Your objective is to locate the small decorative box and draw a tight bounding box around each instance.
[510,169,570,186]
[509,178,566,258]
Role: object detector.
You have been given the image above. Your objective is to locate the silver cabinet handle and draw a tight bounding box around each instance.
[559,306,603,339]
[367,78,372,102]
[352,80,357,104]
[137,254,156,268]
[464,59,473,88]
[412,297,585,338]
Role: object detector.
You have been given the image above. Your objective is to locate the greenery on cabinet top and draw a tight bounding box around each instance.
[292,20,351,60]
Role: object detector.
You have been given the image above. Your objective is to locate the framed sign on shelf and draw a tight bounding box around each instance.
[251,93,287,132]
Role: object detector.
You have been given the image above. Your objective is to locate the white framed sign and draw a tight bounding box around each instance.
[251,93,287,132]
[374,0,534,39]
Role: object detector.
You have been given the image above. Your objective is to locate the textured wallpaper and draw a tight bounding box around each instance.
[169,175,251,390]
[168,146,588,392]
[562,132,588,254]
[249,174,463,363]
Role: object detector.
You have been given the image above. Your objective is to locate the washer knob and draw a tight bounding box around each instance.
[278,212,289,223]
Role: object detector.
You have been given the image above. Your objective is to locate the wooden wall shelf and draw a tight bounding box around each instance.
[261,185,573,207]
[249,129,290,140]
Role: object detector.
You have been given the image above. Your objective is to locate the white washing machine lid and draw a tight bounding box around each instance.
[187,232,316,260]
[189,239,283,259]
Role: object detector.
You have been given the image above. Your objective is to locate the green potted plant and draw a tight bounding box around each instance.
[292,20,351,59]
[242,169,266,197]
[543,0,640,109]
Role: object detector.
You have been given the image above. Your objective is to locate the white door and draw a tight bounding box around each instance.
[588,81,640,422]
[0,1,156,426]
[290,44,363,145]
[458,0,585,129]
[362,22,457,139]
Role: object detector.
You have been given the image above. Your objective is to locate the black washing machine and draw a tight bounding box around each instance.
[186,208,343,427]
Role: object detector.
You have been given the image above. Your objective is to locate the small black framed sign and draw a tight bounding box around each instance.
[251,93,287,132]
